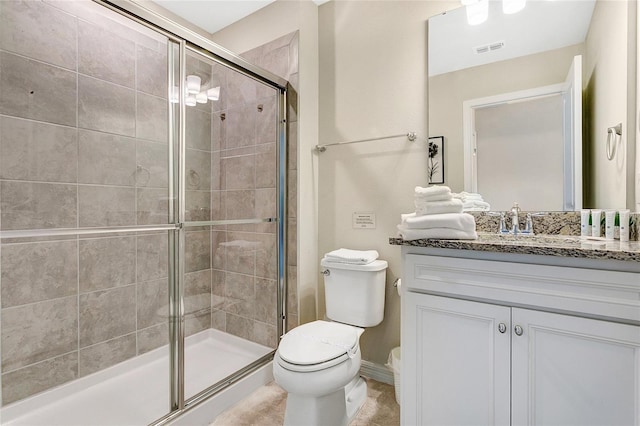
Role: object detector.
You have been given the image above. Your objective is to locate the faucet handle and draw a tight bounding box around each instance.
[523,212,546,235]
[488,212,509,234]
[523,213,534,234]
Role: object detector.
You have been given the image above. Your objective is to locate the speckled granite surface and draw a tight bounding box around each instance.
[389,233,640,262]
[471,211,639,240]
[391,211,640,262]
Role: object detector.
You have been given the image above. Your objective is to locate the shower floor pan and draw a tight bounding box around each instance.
[1,329,273,426]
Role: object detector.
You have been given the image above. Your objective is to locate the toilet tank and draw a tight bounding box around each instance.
[320,258,388,327]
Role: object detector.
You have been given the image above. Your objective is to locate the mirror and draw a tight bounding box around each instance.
[428,0,635,211]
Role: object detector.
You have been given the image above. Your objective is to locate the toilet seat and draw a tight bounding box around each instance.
[277,321,361,373]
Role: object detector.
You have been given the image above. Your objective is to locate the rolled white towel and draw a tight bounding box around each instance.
[397,225,478,241]
[324,248,379,265]
[414,199,463,215]
[403,212,476,232]
[414,185,452,202]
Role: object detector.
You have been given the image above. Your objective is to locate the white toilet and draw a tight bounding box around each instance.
[273,256,388,426]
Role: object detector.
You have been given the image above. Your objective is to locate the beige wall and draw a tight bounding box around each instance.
[584,0,634,209]
[475,95,565,211]
[637,0,640,212]
[317,0,455,365]
[212,0,320,325]
[429,43,584,195]
[214,0,452,365]
[210,0,638,367]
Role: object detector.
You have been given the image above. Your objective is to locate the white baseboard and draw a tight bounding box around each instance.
[359,360,394,385]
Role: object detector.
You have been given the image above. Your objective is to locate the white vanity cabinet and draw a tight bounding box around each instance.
[401,253,640,426]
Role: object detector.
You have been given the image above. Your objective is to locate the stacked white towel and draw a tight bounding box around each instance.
[414,186,463,215]
[452,191,491,212]
[398,186,478,241]
[414,185,453,202]
[415,199,463,215]
[323,248,379,265]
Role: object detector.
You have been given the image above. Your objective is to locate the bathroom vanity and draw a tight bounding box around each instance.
[390,234,640,426]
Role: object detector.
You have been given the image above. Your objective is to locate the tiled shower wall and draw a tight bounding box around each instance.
[182,51,283,345]
[242,31,301,333]
[0,0,173,405]
[202,31,300,346]
[0,0,296,406]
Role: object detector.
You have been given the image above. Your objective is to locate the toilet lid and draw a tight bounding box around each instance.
[278,321,359,366]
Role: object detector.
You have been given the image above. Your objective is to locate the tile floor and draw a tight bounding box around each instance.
[211,378,400,426]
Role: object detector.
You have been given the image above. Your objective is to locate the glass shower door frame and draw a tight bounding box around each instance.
[94,1,289,423]
[167,58,287,425]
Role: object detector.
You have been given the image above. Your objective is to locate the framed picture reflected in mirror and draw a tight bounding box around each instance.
[427,136,444,184]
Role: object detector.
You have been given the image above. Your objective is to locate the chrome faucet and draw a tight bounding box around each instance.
[510,202,521,234]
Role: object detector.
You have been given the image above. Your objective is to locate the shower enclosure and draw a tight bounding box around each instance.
[0,1,288,424]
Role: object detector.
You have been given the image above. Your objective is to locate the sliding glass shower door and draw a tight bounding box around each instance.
[182,48,281,400]
[0,0,179,423]
[0,1,286,424]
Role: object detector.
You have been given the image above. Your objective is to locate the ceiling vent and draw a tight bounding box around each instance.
[474,41,505,55]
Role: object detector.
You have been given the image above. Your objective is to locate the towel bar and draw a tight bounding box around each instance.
[315,132,418,153]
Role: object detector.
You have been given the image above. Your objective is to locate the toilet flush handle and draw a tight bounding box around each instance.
[321,269,330,276]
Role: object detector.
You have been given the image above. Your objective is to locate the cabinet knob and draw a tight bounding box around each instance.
[498,323,507,333]
[514,325,524,336]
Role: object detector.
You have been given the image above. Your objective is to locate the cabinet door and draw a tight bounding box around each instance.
[511,308,640,426]
[402,293,511,426]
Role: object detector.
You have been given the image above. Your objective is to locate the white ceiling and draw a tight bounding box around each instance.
[150,0,277,34]
[151,0,330,34]
[429,0,596,76]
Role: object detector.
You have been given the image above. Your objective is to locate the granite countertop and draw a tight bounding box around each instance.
[389,232,640,263]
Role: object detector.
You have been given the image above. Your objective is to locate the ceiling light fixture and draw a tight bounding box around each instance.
[170,77,220,106]
[186,75,201,95]
[463,0,488,26]
[502,0,526,14]
[185,95,197,107]
[207,87,220,101]
[195,92,208,104]
[462,0,526,26]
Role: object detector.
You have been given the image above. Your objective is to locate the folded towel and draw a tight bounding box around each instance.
[415,185,451,197]
[401,212,415,223]
[324,248,379,265]
[414,199,463,215]
[397,225,478,241]
[402,212,476,231]
[452,191,484,201]
[414,185,452,202]
[462,200,491,211]
[415,193,452,202]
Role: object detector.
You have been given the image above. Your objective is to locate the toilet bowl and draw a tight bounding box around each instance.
[274,255,388,426]
[273,320,366,425]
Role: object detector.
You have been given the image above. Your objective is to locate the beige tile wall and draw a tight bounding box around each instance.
[0,0,297,406]
[0,0,172,405]
[207,31,299,346]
